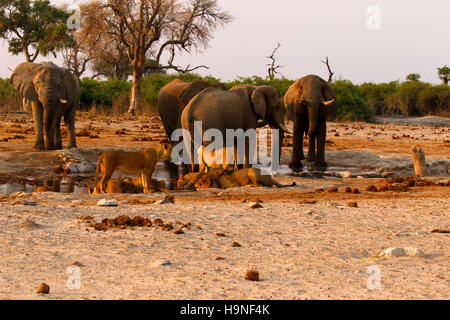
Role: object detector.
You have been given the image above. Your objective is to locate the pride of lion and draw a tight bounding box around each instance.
[92,142,294,194]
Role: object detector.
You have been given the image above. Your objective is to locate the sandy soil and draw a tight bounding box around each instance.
[0,113,448,300]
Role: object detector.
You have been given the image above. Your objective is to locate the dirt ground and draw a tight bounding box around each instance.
[0,112,448,300]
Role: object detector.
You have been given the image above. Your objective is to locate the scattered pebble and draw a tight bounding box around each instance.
[245,270,260,281]
[377,247,425,258]
[153,260,171,267]
[248,202,263,209]
[232,241,242,247]
[37,283,50,294]
[97,199,118,207]
[348,202,358,208]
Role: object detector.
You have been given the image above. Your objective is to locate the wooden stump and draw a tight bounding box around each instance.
[411,146,427,176]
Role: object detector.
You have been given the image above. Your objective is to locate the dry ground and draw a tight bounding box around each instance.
[0,112,448,300]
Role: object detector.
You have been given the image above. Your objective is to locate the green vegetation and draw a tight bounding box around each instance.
[0,0,73,62]
[0,73,448,120]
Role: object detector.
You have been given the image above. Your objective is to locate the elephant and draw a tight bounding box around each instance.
[284,75,337,169]
[180,84,289,171]
[157,79,227,141]
[11,62,79,151]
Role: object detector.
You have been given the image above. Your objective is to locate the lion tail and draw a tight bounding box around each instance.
[94,155,103,189]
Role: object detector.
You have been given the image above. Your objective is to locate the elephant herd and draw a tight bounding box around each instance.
[159,76,337,170]
[10,61,338,171]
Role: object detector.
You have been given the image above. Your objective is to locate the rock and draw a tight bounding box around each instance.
[21,200,38,206]
[37,283,50,294]
[339,171,352,178]
[248,202,263,209]
[232,241,242,247]
[97,199,118,207]
[429,161,449,176]
[64,162,79,173]
[118,199,131,205]
[18,219,41,229]
[153,260,171,267]
[245,270,260,281]
[154,195,175,205]
[377,247,425,258]
[347,202,358,208]
[76,162,95,174]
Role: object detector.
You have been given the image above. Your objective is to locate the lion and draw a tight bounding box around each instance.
[89,177,170,194]
[177,168,296,190]
[231,168,296,188]
[197,145,237,173]
[89,177,143,194]
[94,140,173,193]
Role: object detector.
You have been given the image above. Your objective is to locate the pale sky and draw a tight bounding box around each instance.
[1,0,449,84]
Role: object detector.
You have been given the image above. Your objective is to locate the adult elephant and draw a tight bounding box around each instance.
[11,62,78,151]
[284,75,337,169]
[181,85,289,171]
[158,79,227,141]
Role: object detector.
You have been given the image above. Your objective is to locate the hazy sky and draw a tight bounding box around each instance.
[1,0,449,83]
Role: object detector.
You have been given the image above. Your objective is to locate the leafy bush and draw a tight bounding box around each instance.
[359,81,399,115]
[331,80,373,122]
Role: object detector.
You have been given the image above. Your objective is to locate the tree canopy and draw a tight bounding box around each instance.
[0,0,73,62]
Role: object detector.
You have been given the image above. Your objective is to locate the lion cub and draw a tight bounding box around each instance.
[94,140,173,194]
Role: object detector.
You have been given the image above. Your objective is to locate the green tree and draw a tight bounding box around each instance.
[437,65,449,85]
[0,0,73,62]
[406,73,421,82]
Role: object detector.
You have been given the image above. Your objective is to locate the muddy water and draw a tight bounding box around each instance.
[0,162,377,195]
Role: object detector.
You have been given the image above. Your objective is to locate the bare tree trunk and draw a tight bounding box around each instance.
[411,146,427,176]
[128,69,143,115]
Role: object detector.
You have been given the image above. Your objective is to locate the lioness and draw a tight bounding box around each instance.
[89,177,143,194]
[198,145,237,173]
[177,168,296,190]
[231,168,296,188]
[94,140,173,193]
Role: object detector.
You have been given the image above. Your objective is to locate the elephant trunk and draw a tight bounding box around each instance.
[308,105,319,138]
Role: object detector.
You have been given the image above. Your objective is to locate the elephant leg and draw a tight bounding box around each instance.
[64,108,77,149]
[315,120,328,167]
[31,102,45,151]
[55,116,62,150]
[43,108,57,150]
[289,114,304,169]
[306,134,316,163]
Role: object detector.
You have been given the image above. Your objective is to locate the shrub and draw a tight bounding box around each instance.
[330,80,373,122]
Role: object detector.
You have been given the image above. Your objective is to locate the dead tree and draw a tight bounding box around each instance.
[321,56,335,83]
[267,43,283,80]
[411,146,428,176]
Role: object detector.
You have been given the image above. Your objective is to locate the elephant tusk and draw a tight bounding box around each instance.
[323,99,335,106]
[60,99,67,104]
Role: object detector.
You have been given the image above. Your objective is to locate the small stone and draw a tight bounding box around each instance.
[215,257,226,260]
[248,202,263,209]
[19,200,38,206]
[216,232,226,237]
[344,187,352,193]
[351,188,360,194]
[377,247,425,258]
[118,199,131,205]
[97,199,118,207]
[232,241,242,247]
[37,283,50,294]
[348,202,358,208]
[339,171,352,178]
[153,260,171,267]
[245,270,260,281]
[327,187,338,193]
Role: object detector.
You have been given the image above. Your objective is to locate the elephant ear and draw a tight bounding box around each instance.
[180,80,214,107]
[251,86,271,120]
[10,62,40,101]
[322,83,338,116]
[59,67,79,102]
